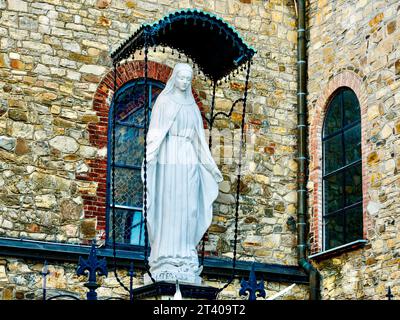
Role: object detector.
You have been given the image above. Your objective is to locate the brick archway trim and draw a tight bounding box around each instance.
[309,70,369,254]
[77,60,206,232]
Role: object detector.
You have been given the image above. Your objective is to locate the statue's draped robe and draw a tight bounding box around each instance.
[141,93,220,272]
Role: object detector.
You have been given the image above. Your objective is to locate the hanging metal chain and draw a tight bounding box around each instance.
[200,80,217,267]
[111,62,131,294]
[208,80,217,149]
[142,30,156,284]
[216,59,252,297]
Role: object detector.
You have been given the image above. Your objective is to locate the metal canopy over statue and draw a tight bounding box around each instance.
[110,9,256,296]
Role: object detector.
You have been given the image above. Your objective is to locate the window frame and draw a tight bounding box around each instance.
[322,87,363,251]
[105,78,165,249]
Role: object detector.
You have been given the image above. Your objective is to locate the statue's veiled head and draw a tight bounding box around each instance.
[174,68,192,92]
[160,63,195,104]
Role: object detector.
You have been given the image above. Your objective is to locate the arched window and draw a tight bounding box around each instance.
[106,79,165,247]
[323,88,363,250]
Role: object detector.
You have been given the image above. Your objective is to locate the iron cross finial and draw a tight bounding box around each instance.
[239,263,266,301]
[76,239,108,300]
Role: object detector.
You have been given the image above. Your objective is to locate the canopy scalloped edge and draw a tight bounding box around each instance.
[110,9,257,81]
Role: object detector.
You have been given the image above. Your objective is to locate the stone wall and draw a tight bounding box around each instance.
[0,0,304,299]
[307,0,400,299]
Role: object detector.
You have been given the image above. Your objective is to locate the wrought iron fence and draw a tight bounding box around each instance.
[40,239,270,301]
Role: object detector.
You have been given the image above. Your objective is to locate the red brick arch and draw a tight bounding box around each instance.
[77,60,206,233]
[308,70,369,254]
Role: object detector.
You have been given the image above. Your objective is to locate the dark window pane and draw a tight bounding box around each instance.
[324,173,343,213]
[113,124,144,167]
[108,209,135,245]
[343,89,360,126]
[116,83,161,126]
[119,104,149,127]
[324,94,342,136]
[325,212,345,250]
[344,164,362,206]
[110,167,143,208]
[345,205,363,243]
[344,123,361,164]
[324,134,343,174]
[130,210,145,246]
[115,84,146,123]
[151,86,163,106]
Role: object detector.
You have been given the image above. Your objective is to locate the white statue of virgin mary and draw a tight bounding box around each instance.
[141,63,223,285]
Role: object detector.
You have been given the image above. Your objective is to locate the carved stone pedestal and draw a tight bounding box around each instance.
[144,257,203,285]
[132,281,219,300]
[143,267,202,286]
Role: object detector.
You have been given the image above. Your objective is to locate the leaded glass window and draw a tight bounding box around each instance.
[322,88,363,250]
[106,79,164,247]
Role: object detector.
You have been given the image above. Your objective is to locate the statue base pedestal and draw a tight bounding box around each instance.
[144,259,203,285]
[144,269,202,286]
[132,281,219,300]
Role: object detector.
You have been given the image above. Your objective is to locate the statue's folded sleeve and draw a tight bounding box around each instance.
[192,104,222,179]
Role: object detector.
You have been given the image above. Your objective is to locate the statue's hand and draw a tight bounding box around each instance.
[212,167,223,183]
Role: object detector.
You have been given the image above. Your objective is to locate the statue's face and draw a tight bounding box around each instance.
[175,70,192,92]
